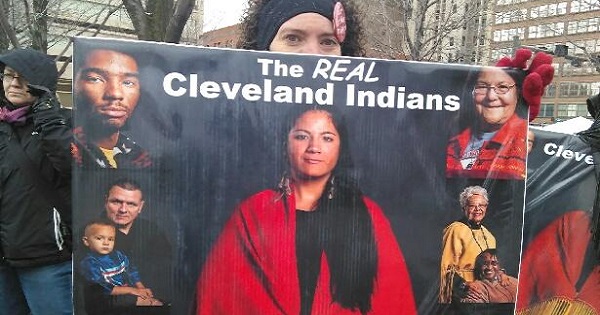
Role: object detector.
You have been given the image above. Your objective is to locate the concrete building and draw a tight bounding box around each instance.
[200,24,240,48]
[490,0,600,123]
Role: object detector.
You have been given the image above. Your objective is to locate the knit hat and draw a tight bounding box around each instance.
[256,0,345,51]
[0,48,58,92]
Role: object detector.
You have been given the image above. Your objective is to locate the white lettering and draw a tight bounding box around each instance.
[163,72,187,97]
[543,142,594,164]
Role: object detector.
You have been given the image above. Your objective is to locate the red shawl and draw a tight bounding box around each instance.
[517,210,600,312]
[196,189,416,314]
[446,114,527,180]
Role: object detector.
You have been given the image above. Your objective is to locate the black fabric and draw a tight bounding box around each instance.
[579,92,600,260]
[0,49,58,92]
[586,93,600,119]
[83,283,137,315]
[256,0,336,50]
[106,216,173,302]
[296,209,325,315]
[0,97,72,267]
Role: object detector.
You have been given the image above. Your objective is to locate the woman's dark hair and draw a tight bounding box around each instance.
[279,105,378,313]
[237,0,366,57]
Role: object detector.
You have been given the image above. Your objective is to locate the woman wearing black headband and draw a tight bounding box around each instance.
[238,0,365,57]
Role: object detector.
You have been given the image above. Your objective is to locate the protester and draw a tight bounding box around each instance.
[0,48,72,314]
[79,218,163,315]
[197,106,416,314]
[72,48,152,168]
[238,0,365,57]
[440,186,496,303]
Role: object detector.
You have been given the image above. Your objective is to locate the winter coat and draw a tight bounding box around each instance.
[0,49,72,268]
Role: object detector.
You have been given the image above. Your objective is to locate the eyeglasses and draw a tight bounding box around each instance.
[473,84,516,95]
[467,204,488,210]
[1,72,26,84]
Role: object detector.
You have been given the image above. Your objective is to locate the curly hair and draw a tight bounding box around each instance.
[237,0,366,57]
[459,185,489,209]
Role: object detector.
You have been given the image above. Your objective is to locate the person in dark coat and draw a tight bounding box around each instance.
[0,48,73,314]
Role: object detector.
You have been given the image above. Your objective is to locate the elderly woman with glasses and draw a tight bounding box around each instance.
[446,66,528,180]
[439,186,497,303]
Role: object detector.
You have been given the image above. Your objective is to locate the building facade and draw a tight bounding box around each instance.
[490,0,600,122]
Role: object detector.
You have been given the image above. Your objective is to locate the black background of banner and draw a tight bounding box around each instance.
[73,38,527,314]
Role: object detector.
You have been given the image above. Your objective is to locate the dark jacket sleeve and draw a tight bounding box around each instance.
[31,93,73,176]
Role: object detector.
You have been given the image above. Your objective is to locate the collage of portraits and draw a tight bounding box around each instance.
[70,34,547,315]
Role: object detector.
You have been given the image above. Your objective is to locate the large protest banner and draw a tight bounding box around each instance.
[72,37,527,314]
[516,128,598,315]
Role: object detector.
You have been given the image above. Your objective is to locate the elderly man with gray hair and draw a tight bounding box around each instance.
[439,185,497,303]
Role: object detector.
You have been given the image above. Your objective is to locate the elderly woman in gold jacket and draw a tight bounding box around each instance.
[439,186,497,303]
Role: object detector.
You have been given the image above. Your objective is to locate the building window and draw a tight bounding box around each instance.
[571,0,600,13]
[493,27,525,42]
[558,82,600,98]
[538,104,555,117]
[546,84,556,97]
[568,17,600,35]
[557,104,587,118]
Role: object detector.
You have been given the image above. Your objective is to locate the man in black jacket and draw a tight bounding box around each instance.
[104,178,172,302]
[0,49,72,314]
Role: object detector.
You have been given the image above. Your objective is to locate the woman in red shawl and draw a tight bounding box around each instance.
[196,106,416,314]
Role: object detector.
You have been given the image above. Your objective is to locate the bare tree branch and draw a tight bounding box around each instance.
[122,0,149,40]
[165,0,195,43]
[0,0,19,48]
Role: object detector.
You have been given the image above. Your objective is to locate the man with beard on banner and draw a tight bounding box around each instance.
[516,92,600,315]
[72,47,152,169]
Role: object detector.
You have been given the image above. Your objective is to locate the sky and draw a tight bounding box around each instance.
[203,0,246,32]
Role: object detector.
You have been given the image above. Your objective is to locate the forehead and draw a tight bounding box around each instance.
[108,186,143,200]
[3,66,17,74]
[293,110,336,129]
[87,224,115,236]
[279,12,334,33]
[477,67,515,84]
[82,50,138,72]
[481,253,498,261]
[467,194,486,202]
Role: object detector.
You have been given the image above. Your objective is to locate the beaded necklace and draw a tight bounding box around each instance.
[470,225,490,252]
